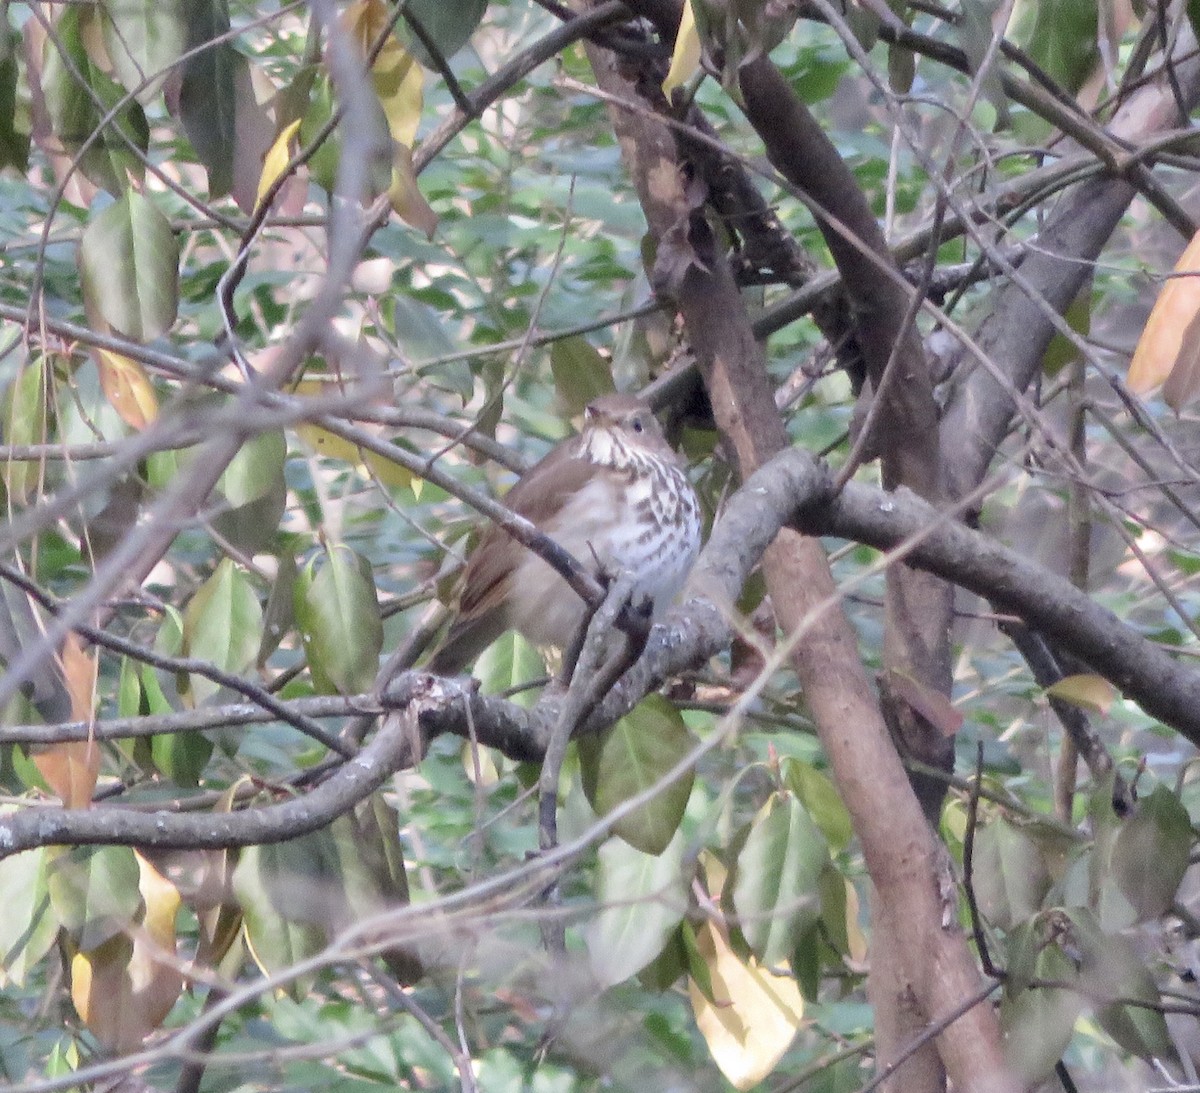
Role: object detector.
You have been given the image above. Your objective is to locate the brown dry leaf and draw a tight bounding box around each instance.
[688,919,805,1090]
[71,852,183,1052]
[1128,228,1200,408]
[883,667,964,737]
[35,634,100,807]
[95,348,159,430]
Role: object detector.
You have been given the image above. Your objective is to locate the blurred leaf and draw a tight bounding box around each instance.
[294,546,383,695]
[783,759,852,850]
[883,667,963,736]
[182,558,263,707]
[213,431,287,554]
[70,852,182,1052]
[663,0,702,97]
[41,6,150,193]
[1045,673,1115,716]
[973,819,1051,931]
[1000,921,1083,1087]
[79,190,180,341]
[94,348,159,430]
[473,631,545,707]
[47,845,142,952]
[1066,907,1177,1063]
[401,0,487,67]
[33,634,100,808]
[178,0,236,197]
[258,553,298,667]
[255,118,302,212]
[0,28,30,171]
[1128,227,1200,406]
[688,918,804,1090]
[101,0,186,101]
[1007,0,1098,96]
[1109,785,1191,924]
[732,791,827,966]
[388,144,438,237]
[578,694,696,856]
[0,846,58,986]
[550,335,616,417]
[1,355,51,503]
[587,831,688,988]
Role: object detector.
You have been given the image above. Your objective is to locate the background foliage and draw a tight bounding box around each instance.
[1,0,1199,1091]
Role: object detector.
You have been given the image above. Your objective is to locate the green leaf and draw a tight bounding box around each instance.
[213,431,287,554]
[1,356,51,502]
[79,191,180,341]
[1066,908,1178,1064]
[0,27,29,171]
[400,0,487,67]
[473,631,545,706]
[782,760,852,850]
[41,6,150,194]
[0,847,58,985]
[232,835,334,981]
[578,694,696,856]
[294,546,383,695]
[1000,918,1083,1086]
[178,0,237,197]
[732,792,828,967]
[549,336,616,417]
[586,831,688,988]
[1109,785,1192,925]
[46,846,142,952]
[101,0,187,102]
[182,558,263,706]
[1007,0,1098,96]
[396,294,473,402]
[258,552,298,668]
[973,819,1051,931]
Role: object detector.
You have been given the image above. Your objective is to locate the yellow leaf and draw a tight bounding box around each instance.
[344,0,424,146]
[1045,673,1115,716]
[843,879,868,964]
[1128,228,1200,406]
[71,854,182,1052]
[662,0,702,97]
[255,118,303,213]
[388,145,438,238]
[95,348,158,430]
[688,920,805,1090]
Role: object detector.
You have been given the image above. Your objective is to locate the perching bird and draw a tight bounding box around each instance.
[428,393,702,674]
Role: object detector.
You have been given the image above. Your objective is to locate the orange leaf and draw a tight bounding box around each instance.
[34,634,100,808]
[1128,228,1200,408]
[95,348,158,430]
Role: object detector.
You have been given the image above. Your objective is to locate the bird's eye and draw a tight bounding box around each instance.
[632,416,645,433]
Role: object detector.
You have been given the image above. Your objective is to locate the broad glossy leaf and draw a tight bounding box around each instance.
[473,631,545,706]
[0,847,58,986]
[1,355,51,502]
[79,191,180,341]
[1066,908,1177,1063]
[101,0,186,101]
[550,335,616,417]
[70,852,183,1051]
[732,792,827,966]
[401,0,487,67]
[213,431,287,554]
[94,348,158,430]
[41,6,150,193]
[587,831,688,988]
[578,694,697,856]
[1109,785,1191,924]
[294,546,383,695]
[783,759,852,850]
[1128,227,1200,407]
[1007,0,1098,96]
[1045,673,1115,716]
[182,558,263,707]
[688,918,804,1090]
[47,845,142,952]
[973,819,1051,931]
[178,0,236,197]
[258,553,298,667]
[233,831,340,979]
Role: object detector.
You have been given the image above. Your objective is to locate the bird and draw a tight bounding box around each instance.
[428,393,702,675]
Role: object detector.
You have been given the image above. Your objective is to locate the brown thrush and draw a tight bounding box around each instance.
[428,393,702,674]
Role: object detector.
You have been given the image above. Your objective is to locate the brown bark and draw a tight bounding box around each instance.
[583,36,1017,1093]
